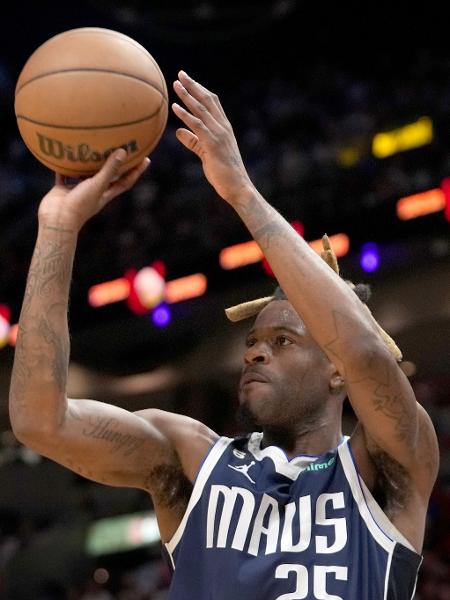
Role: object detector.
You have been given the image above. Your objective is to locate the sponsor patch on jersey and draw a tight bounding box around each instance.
[305,456,336,472]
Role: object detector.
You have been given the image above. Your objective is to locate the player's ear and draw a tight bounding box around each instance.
[329,366,345,395]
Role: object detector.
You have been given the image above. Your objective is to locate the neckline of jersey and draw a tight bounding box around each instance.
[249,431,347,463]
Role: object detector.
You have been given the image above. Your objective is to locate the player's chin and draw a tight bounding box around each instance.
[235,401,258,431]
[238,380,271,404]
[238,389,274,422]
[238,386,265,407]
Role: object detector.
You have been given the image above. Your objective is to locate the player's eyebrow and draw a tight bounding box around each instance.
[247,325,306,338]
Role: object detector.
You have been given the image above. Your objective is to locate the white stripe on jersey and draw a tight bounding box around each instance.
[165,436,233,560]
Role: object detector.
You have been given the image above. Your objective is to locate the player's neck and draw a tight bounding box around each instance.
[261,423,343,459]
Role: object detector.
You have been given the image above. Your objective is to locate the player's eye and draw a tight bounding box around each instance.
[276,335,292,346]
[245,337,256,348]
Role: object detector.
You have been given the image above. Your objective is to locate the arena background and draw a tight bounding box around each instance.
[0,1,448,598]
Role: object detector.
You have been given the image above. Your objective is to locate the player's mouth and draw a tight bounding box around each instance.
[239,371,269,388]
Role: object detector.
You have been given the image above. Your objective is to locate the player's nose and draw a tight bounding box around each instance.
[244,342,271,364]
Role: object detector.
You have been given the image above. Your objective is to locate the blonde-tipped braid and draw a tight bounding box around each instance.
[225,234,403,362]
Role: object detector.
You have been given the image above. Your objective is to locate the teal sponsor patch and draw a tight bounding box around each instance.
[305,456,336,472]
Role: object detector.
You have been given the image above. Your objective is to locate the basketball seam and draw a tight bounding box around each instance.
[17,28,167,98]
[27,28,164,85]
[61,29,168,94]
[16,99,165,130]
[15,68,168,99]
[62,28,168,94]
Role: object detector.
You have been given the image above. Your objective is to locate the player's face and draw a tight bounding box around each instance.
[238,300,332,428]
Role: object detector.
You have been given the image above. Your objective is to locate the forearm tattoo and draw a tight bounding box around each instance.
[37,308,70,394]
[253,222,285,251]
[233,193,285,248]
[10,231,74,418]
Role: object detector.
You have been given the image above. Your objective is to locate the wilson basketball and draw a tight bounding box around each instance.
[14,27,168,177]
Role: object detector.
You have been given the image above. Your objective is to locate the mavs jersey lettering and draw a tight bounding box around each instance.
[165,434,422,599]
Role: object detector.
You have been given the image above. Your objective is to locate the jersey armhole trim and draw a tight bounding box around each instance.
[358,476,417,553]
[339,440,419,555]
[165,436,233,557]
[338,440,396,553]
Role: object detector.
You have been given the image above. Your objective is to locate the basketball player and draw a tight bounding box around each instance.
[9,70,439,599]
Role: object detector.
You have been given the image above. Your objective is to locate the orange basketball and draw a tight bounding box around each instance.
[14,27,168,177]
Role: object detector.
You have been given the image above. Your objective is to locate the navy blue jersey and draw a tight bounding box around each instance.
[165,434,422,599]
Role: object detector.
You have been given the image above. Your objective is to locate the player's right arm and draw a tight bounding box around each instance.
[9,151,214,496]
[13,395,214,490]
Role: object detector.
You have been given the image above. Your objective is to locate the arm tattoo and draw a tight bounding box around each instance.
[370,371,414,442]
[233,194,299,255]
[43,224,75,234]
[82,417,145,457]
[325,310,416,443]
[22,238,73,305]
[253,222,284,251]
[38,242,73,298]
[324,310,366,368]
[37,311,70,394]
[10,233,74,421]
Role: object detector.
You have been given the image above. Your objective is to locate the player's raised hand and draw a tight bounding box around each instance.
[172,71,253,205]
[38,149,150,232]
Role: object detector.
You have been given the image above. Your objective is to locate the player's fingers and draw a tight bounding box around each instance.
[178,71,227,121]
[172,102,210,139]
[93,148,128,193]
[173,80,221,133]
[101,158,150,206]
[175,128,202,158]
